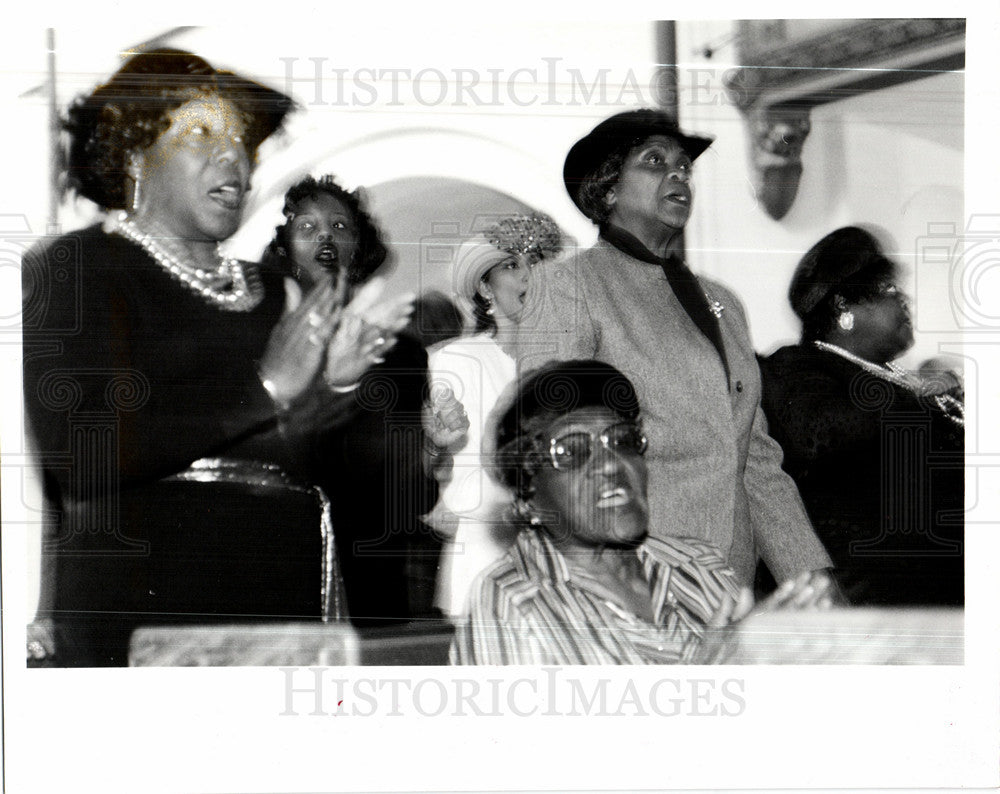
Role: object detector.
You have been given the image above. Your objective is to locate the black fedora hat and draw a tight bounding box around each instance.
[563,108,714,215]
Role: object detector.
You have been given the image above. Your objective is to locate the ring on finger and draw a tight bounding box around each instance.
[308,311,323,328]
[308,331,322,346]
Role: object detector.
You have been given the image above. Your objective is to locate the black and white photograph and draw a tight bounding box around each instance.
[3,4,998,792]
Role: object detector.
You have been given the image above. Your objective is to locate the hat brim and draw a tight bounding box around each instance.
[213,71,295,149]
[563,110,714,216]
[92,50,295,152]
[454,243,511,300]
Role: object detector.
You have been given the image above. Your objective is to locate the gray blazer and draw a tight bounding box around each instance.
[515,238,831,586]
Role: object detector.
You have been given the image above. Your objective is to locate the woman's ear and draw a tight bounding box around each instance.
[604,188,617,209]
[476,280,493,301]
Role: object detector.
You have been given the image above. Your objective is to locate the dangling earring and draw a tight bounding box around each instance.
[485,299,495,317]
[514,497,541,526]
[833,295,854,332]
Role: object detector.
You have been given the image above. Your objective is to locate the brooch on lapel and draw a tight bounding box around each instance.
[705,292,725,318]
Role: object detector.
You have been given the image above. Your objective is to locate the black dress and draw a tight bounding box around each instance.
[309,333,441,626]
[760,344,964,606]
[23,225,324,665]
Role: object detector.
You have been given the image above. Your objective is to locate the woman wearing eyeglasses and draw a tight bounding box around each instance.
[451,360,834,665]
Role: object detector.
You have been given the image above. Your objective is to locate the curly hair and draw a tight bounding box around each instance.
[63,50,289,210]
[490,359,642,503]
[261,175,388,286]
[575,136,646,226]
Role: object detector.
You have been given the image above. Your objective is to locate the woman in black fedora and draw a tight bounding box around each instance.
[760,226,964,605]
[516,109,832,595]
[23,50,411,665]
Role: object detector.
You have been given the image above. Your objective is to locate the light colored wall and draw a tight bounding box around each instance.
[675,20,964,368]
[15,21,663,618]
[12,20,968,619]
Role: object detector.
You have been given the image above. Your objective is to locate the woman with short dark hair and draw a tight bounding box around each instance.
[261,174,466,622]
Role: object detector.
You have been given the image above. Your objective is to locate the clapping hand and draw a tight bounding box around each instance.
[259,277,348,405]
[699,571,836,662]
[423,383,470,450]
[323,277,416,389]
[758,569,837,612]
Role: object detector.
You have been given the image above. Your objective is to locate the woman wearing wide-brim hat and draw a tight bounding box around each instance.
[427,213,567,616]
[516,108,832,593]
[760,226,964,605]
[22,50,411,665]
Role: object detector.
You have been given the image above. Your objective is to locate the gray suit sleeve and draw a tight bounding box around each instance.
[514,256,597,374]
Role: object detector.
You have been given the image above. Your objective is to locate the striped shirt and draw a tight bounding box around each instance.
[450,528,741,665]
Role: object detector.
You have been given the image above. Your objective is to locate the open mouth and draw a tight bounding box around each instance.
[315,243,339,266]
[663,191,690,207]
[208,181,243,211]
[596,486,631,509]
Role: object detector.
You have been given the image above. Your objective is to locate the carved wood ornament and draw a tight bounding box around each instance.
[723,19,965,221]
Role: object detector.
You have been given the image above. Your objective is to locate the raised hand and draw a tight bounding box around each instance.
[758,569,837,612]
[346,277,415,335]
[423,383,470,451]
[322,278,416,390]
[259,277,347,405]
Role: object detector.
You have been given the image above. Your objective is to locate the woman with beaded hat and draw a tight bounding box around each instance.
[428,212,567,616]
[760,226,964,605]
[517,108,831,593]
[22,50,411,665]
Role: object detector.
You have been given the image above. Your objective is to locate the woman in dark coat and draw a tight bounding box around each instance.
[760,227,964,606]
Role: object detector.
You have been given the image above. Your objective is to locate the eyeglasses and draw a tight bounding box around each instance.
[546,422,648,471]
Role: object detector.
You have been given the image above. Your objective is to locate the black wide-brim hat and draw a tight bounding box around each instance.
[94,48,294,150]
[563,108,714,215]
[789,226,898,319]
[67,48,295,208]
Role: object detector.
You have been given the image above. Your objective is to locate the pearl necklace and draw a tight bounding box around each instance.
[110,213,263,312]
[814,340,964,427]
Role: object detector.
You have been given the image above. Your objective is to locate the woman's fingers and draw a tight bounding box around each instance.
[732,586,755,621]
[761,570,836,612]
[345,276,386,315]
[708,593,737,628]
[438,403,470,432]
[362,333,396,363]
